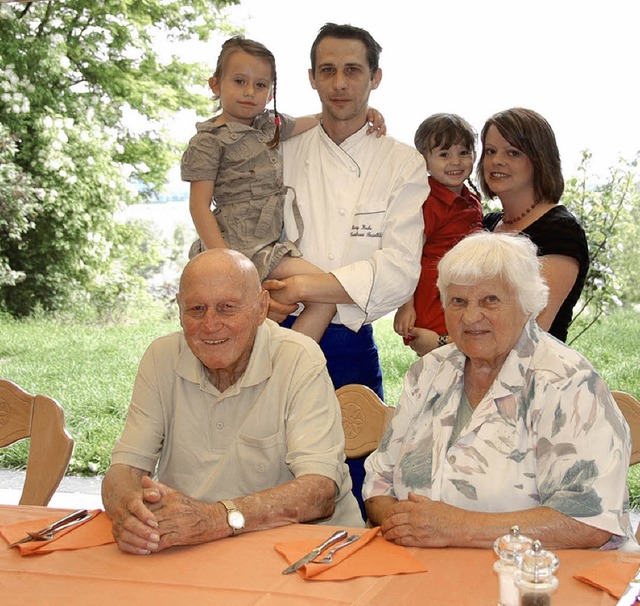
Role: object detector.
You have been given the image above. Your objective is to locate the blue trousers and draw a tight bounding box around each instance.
[281,317,384,518]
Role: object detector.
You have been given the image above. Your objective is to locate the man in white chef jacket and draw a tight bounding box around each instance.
[265,23,429,516]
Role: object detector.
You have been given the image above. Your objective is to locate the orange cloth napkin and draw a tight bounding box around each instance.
[574,559,640,599]
[275,525,428,580]
[0,509,115,556]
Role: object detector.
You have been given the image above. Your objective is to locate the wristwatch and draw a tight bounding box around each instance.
[219,499,245,535]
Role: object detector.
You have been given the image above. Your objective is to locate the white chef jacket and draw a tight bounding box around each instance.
[282,124,429,332]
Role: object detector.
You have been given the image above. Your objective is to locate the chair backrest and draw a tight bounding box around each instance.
[612,390,640,466]
[611,390,640,543]
[0,379,74,505]
[336,384,394,458]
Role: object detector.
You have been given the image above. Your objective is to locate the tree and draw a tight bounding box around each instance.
[0,123,39,288]
[564,151,640,342]
[0,0,238,316]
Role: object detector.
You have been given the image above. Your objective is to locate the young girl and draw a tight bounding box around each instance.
[181,36,384,342]
[394,113,483,355]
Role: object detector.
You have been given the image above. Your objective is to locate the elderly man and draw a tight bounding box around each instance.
[102,249,362,555]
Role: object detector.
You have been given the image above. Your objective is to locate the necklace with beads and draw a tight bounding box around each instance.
[502,200,539,225]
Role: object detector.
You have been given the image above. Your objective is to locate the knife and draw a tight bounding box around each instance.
[617,564,640,606]
[8,509,89,548]
[281,529,348,574]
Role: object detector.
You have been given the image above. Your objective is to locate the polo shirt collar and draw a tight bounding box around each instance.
[175,322,274,396]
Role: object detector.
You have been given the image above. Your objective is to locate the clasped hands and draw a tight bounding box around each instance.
[112,476,229,555]
[377,492,462,548]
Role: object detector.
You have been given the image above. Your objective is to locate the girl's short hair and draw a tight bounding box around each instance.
[476,107,564,203]
[436,230,549,317]
[414,113,477,155]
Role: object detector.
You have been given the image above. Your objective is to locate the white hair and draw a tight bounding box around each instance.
[436,231,549,317]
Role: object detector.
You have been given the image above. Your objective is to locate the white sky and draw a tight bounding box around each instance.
[169,0,640,182]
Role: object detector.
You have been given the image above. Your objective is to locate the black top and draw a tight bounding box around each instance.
[483,205,589,342]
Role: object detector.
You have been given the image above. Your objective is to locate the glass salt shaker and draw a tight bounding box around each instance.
[514,540,560,606]
[493,525,533,606]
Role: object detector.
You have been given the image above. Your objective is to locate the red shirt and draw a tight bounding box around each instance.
[413,176,483,334]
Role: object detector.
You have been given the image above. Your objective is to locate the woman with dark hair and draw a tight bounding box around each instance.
[478,107,588,342]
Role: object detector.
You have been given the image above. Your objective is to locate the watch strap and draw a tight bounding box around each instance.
[219,499,244,535]
[219,499,236,513]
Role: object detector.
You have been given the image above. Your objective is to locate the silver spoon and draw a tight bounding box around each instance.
[313,534,361,564]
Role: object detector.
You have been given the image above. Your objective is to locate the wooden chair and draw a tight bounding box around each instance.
[336,384,394,458]
[0,379,74,505]
[611,390,640,542]
[612,390,640,466]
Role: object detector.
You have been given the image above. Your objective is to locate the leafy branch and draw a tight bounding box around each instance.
[566,151,639,343]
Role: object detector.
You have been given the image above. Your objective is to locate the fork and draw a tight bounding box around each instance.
[28,510,93,541]
[9,509,90,547]
[313,534,360,564]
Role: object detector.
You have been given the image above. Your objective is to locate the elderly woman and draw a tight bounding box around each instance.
[363,231,633,550]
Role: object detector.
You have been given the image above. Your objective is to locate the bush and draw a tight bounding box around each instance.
[564,152,640,340]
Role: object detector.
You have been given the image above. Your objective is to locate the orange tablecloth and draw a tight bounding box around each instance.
[0,504,633,605]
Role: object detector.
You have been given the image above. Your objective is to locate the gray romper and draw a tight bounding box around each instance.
[180,110,303,280]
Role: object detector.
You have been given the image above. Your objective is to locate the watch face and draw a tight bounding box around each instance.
[228,510,245,530]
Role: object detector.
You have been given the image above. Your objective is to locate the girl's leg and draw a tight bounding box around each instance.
[268,257,337,343]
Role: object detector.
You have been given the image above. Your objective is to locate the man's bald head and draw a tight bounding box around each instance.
[177,249,269,390]
[178,249,262,306]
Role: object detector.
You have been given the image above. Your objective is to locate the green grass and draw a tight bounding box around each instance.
[0,311,179,474]
[2,307,639,503]
[567,310,640,396]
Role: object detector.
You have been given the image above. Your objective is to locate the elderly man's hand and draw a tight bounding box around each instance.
[140,476,230,550]
[107,482,161,555]
[380,492,462,547]
[263,278,299,323]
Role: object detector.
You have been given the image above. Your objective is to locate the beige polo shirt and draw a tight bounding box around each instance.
[110,319,363,527]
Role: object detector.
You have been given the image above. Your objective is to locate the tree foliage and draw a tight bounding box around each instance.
[0,0,238,316]
[564,151,640,342]
[0,123,39,287]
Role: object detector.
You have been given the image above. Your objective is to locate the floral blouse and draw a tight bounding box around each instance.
[363,319,634,548]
